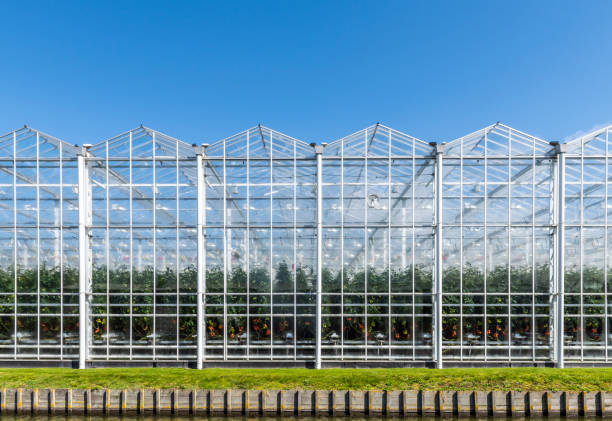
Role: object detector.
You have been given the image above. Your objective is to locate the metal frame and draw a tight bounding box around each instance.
[0,127,81,362]
[561,127,611,364]
[434,143,444,368]
[315,144,324,369]
[440,124,557,364]
[195,144,207,369]
[86,127,198,362]
[1,122,611,367]
[555,143,566,368]
[77,145,92,369]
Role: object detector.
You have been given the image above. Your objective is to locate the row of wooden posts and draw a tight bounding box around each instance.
[0,388,611,417]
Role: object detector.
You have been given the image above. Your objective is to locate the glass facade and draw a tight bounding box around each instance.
[441,126,556,362]
[0,128,81,360]
[0,122,609,366]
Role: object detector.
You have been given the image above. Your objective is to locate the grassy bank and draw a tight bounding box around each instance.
[0,368,610,391]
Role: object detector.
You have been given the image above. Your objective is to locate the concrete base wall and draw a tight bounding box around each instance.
[4,360,610,368]
[0,388,610,417]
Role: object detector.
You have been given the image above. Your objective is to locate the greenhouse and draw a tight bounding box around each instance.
[0,122,610,368]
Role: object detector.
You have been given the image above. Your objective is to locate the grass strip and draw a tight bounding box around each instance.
[0,368,610,391]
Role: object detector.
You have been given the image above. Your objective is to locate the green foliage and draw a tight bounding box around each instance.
[1,262,608,346]
[442,263,551,294]
[274,262,292,292]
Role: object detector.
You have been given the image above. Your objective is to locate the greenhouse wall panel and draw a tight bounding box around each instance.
[0,123,610,367]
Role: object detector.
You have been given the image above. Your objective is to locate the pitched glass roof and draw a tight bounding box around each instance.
[564,124,612,155]
[324,123,434,157]
[206,125,314,158]
[0,126,80,159]
[89,126,195,159]
[444,123,555,157]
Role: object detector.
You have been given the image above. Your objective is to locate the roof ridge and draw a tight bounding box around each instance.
[446,122,550,147]
[89,126,193,151]
[207,125,312,150]
[0,125,80,152]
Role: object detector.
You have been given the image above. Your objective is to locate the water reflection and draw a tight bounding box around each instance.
[0,417,592,421]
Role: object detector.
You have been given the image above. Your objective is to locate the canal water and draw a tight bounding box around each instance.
[0,417,598,420]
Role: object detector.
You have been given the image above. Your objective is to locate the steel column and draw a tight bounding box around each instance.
[77,145,92,369]
[434,143,445,369]
[555,143,567,368]
[315,144,325,369]
[195,145,207,369]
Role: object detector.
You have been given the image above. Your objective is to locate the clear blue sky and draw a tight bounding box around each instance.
[1,1,611,145]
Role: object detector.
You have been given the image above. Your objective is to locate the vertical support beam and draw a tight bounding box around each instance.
[555,143,567,368]
[77,144,92,369]
[222,141,227,361]
[433,143,445,369]
[314,144,325,369]
[269,130,274,359]
[152,133,157,360]
[195,144,208,369]
[606,128,610,363]
[36,133,40,360]
[12,132,17,361]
